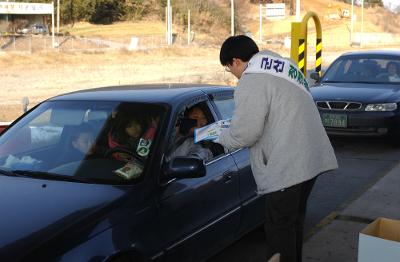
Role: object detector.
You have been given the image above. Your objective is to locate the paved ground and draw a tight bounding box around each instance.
[305,136,400,234]
[208,136,400,262]
[304,145,400,262]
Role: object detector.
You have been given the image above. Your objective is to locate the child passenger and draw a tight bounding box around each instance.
[72,128,95,155]
[63,124,96,163]
[108,115,145,161]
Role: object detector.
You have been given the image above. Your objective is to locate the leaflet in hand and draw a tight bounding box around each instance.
[194,119,231,143]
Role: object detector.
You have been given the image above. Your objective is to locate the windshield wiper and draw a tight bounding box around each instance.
[345,81,383,84]
[0,167,21,177]
[322,80,344,83]
[13,170,92,183]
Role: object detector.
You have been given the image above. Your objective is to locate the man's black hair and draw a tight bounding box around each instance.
[219,35,259,66]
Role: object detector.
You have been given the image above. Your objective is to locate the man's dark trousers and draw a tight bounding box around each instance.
[264,176,317,262]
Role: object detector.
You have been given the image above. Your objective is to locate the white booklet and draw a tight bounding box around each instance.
[194,119,231,143]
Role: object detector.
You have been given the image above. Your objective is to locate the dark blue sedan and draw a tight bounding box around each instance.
[0,85,264,262]
[310,50,400,137]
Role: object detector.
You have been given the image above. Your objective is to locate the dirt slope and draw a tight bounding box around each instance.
[238,0,400,45]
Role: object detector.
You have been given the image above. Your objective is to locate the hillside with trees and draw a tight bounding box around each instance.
[7,0,399,46]
[19,0,387,25]
[20,0,232,30]
[17,0,394,33]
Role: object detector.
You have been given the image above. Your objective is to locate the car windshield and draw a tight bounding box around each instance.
[322,55,400,84]
[0,101,165,184]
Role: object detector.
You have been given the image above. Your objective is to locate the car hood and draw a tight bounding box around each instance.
[310,82,400,103]
[0,176,126,261]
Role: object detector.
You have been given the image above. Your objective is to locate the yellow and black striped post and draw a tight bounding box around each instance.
[290,12,322,77]
[316,38,322,76]
[298,39,306,73]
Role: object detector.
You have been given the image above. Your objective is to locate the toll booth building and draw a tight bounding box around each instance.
[0,14,48,31]
[0,2,52,34]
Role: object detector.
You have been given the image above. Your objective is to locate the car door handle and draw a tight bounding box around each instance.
[223,171,234,183]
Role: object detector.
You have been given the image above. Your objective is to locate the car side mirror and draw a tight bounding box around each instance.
[164,156,206,179]
[310,72,321,82]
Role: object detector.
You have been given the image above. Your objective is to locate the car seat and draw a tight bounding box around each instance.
[361,60,378,79]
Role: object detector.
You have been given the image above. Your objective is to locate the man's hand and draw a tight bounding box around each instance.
[212,135,220,144]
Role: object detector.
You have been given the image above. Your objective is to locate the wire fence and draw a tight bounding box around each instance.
[0,33,193,53]
[1,31,399,54]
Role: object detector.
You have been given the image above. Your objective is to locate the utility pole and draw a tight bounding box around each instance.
[350,0,354,43]
[165,7,168,43]
[231,0,234,36]
[187,9,191,45]
[361,0,364,46]
[57,0,60,34]
[167,0,172,45]
[296,0,301,21]
[259,2,262,42]
[52,1,55,48]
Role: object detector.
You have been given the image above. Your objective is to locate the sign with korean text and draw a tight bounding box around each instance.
[0,2,53,15]
[265,3,285,20]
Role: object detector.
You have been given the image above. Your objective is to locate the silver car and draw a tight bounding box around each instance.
[31,24,47,35]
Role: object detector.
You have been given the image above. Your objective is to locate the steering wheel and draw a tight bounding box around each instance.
[104,146,144,165]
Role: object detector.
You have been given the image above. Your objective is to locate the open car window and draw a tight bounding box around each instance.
[0,101,165,184]
[167,101,226,164]
[213,97,235,120]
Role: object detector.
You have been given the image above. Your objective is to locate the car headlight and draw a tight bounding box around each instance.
[365,103,397,112]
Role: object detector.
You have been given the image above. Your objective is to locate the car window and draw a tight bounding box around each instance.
[27,108,63,149]
[0,101,165,184]
[167,101,226,164]
[214,98,235,120]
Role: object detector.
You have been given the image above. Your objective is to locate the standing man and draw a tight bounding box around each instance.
[217,35,338,262]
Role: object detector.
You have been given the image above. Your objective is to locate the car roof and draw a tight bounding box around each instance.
[340,50,400,57]
[49,84,232,104]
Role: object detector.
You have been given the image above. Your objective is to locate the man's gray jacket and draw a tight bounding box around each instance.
[219,50,338,194]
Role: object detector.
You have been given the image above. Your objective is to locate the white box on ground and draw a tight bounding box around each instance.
[284,37,291,49]
[129,37,139,50]
[358,217,400,262]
